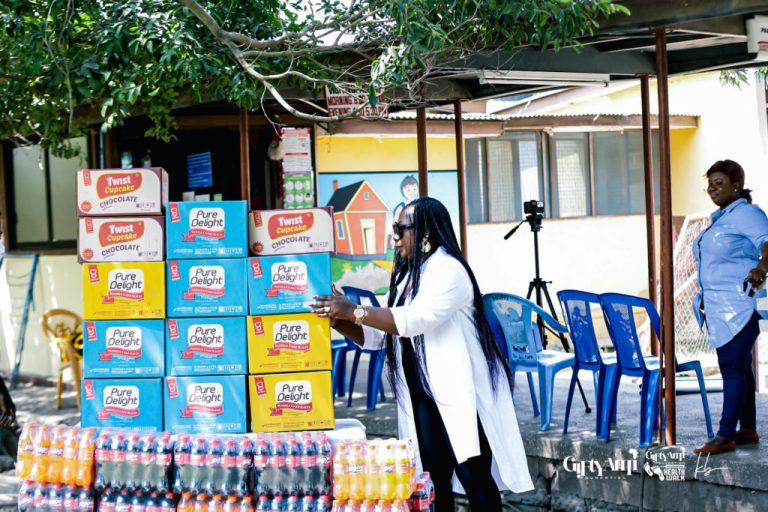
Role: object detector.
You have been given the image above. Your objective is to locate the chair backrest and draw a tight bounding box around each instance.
[599,293,659,373]
[341,286,381,308]
[557,289,604,367]
[41,309,82,365]
[482,292,567,368]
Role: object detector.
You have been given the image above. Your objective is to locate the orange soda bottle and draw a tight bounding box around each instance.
[75,428,96,487]
[393,441,411,500]
[347,441,366,501]
[209,495,224,512]
[60,428,80,485]
[177,493,193,512]
[29,424,51,482]
[392,499,409,512]
[379,441,396,501]
[47,425,67,483]
[16,422,37,479]
[332,441,349,500]
[364,441,381,500]
[193,494,208,512]
[223,496,239,512]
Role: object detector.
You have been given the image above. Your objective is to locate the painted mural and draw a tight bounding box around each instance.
[318,171,459,294]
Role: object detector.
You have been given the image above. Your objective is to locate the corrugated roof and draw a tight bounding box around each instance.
[387,111,699,121]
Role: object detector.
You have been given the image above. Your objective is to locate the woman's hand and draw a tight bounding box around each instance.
[312,285,356,325]
[746,267,767,290]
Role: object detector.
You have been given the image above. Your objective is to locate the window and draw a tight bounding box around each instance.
[336,219,345,239]
[363,191,370,200]
[464,130,660,222]
[4,137,88,249]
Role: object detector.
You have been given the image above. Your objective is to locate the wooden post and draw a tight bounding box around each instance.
[417,106,428,197]
[453,100,468,257]
[655,27,676,446]
[239,108,251,207]
[641,75,659,357]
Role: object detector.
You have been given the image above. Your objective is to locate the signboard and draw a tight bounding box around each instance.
[280,128,315,209]
[325,87,389,118]
[187,152,213,189]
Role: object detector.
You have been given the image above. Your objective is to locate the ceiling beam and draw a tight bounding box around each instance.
[599,0,768,32]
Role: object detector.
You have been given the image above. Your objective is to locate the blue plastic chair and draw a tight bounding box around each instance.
[331,339,349,398]
[342,286,387,411]
[483,292,575,431]
[599,293,714,447]
[557,290,618,437]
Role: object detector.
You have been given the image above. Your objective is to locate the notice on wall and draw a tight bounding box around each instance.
[187,152,213,189]
[281,127,315,209]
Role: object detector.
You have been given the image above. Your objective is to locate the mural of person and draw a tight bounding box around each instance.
[392,175,419,223]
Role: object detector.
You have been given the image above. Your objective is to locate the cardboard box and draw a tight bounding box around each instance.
[247,253,332,315]
[247,314,332,374]
[248,208,334,256]
[76,168,168,216]
[164,375,247,434]
[83,320,165,378]
[81,378,163,431]
[78,216,164,263]
[249,371,334,432]
[166,201,248,259]
[166,317,248,376]
[83,262,166,320]
[166,259,248,317]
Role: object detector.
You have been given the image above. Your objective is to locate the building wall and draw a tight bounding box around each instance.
[316,136,458,172]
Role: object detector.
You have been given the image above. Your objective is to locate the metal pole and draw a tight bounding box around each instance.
[453,100,468,257]
[655,27,676,446]
[417,106,429,197]
[239,108,251,207]
[641,76,659,357]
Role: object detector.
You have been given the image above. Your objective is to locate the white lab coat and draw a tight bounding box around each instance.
[362,247,534,493]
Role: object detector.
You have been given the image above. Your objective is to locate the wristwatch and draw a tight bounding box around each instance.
[353,305,368,326]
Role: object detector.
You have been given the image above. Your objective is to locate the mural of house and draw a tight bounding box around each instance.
[326,180,389,259]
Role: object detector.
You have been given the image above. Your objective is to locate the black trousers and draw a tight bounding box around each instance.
[402,340,502,512]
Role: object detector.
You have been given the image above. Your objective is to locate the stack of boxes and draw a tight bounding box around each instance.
[77,168,169,431]
[246,208,335,432]
[163,200,249,434]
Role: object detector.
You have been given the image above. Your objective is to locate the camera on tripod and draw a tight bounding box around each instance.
[523,199,545,218]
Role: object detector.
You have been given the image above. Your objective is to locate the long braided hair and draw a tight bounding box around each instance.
[384,196,513,401]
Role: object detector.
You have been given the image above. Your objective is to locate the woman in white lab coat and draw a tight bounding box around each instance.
[313,197,533,511]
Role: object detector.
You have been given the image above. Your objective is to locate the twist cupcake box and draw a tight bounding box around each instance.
[76,168,168,216]
[248,208,334,256]
[77,216,164,263]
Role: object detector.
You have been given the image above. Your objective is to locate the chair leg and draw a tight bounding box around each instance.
[366,352,387,411]
[347,349,362,407]
[686,366,714,439]
[562,369,579,434]
[57,373,63,410]
[332,347,346,398]
[603,369,621,443]
[538,366,557,431]
[640,370,661,448]
[526,372,540,417]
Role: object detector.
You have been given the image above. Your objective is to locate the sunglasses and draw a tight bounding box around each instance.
[392,222,415,237]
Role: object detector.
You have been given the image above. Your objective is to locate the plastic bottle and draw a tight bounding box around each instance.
[300,438,317,496]
[410,482,428,512]
[255,496,270,512]
[110,431,128,490]
[285,439,301,495]
[124,432,142,491]
[177,493,194,512]
[99,488,117,512]
[236,438,253,497]
[18,480,35,512]
[270,495,283,511]
[136,434,156,494]
[193,494,208,512]
[77,486,95,512]
[94,430,111,491]
[316,434,332,495]
[254,439,271,496]
[76,429,96,488]
[347,442,366,501]
[159,493,176,512]
[189,438,208,495]
[131,491,147,512]
[173,434,192,493]
[315,495,331,512]
[16,423,37,480]
[47,426,67,484]
[145,492,159,512]
[364,441,380,500]
[205,437,224,495]
[62,485,78,511]
[374,500,390,512]
[285,494,301,511]
[240,496,255,512]
[116,489,132,512]
[224,496,240,512]
[153,434,173,494]
[29,424,51,482]
[419,472,434,509]
[378,442,395,501]
[346,501,361,512]
[393,442,411,500]
[393,501,409,512]
[209,494,225,512]
[299,495,314,512]
[332,441,349,500]
[32,482,49,512]
[60,429,80,486]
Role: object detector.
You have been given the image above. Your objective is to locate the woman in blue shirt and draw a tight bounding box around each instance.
[693,159,768,455]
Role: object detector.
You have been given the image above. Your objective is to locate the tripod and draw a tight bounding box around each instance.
[504,209,591,414]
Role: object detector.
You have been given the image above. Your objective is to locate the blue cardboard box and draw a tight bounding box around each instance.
[83,320,165,378]
[166,258,248,317]
[81,378,163,431]
[166,317,248,376]
[166,201,248,259]
[247,253,332,315]
[163,375,247,434]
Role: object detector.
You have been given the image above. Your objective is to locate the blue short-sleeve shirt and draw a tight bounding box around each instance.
[693,198,768,348]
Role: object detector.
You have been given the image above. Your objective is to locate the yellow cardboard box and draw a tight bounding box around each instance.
[247,314,332,374]
[83,262,165,319]
[249,371,334,432]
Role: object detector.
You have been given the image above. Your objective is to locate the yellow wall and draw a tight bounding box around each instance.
[316,136,457,172]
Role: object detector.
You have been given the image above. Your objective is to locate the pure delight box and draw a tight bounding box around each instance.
[81,377,163,431]
[82,262,166,320]
[166,317,248,376]
[83,320,165,378]
[247,253,332,315]
[76,168,168,216]
[166,201,248,259]
[164,375,247,434]
[248,208,334,256]
[77,216,164,263]
[247,314,332,374]
[249,371,334,432]
[166,258,248,317]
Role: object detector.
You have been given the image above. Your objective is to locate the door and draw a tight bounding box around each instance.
[360,219,376,255]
